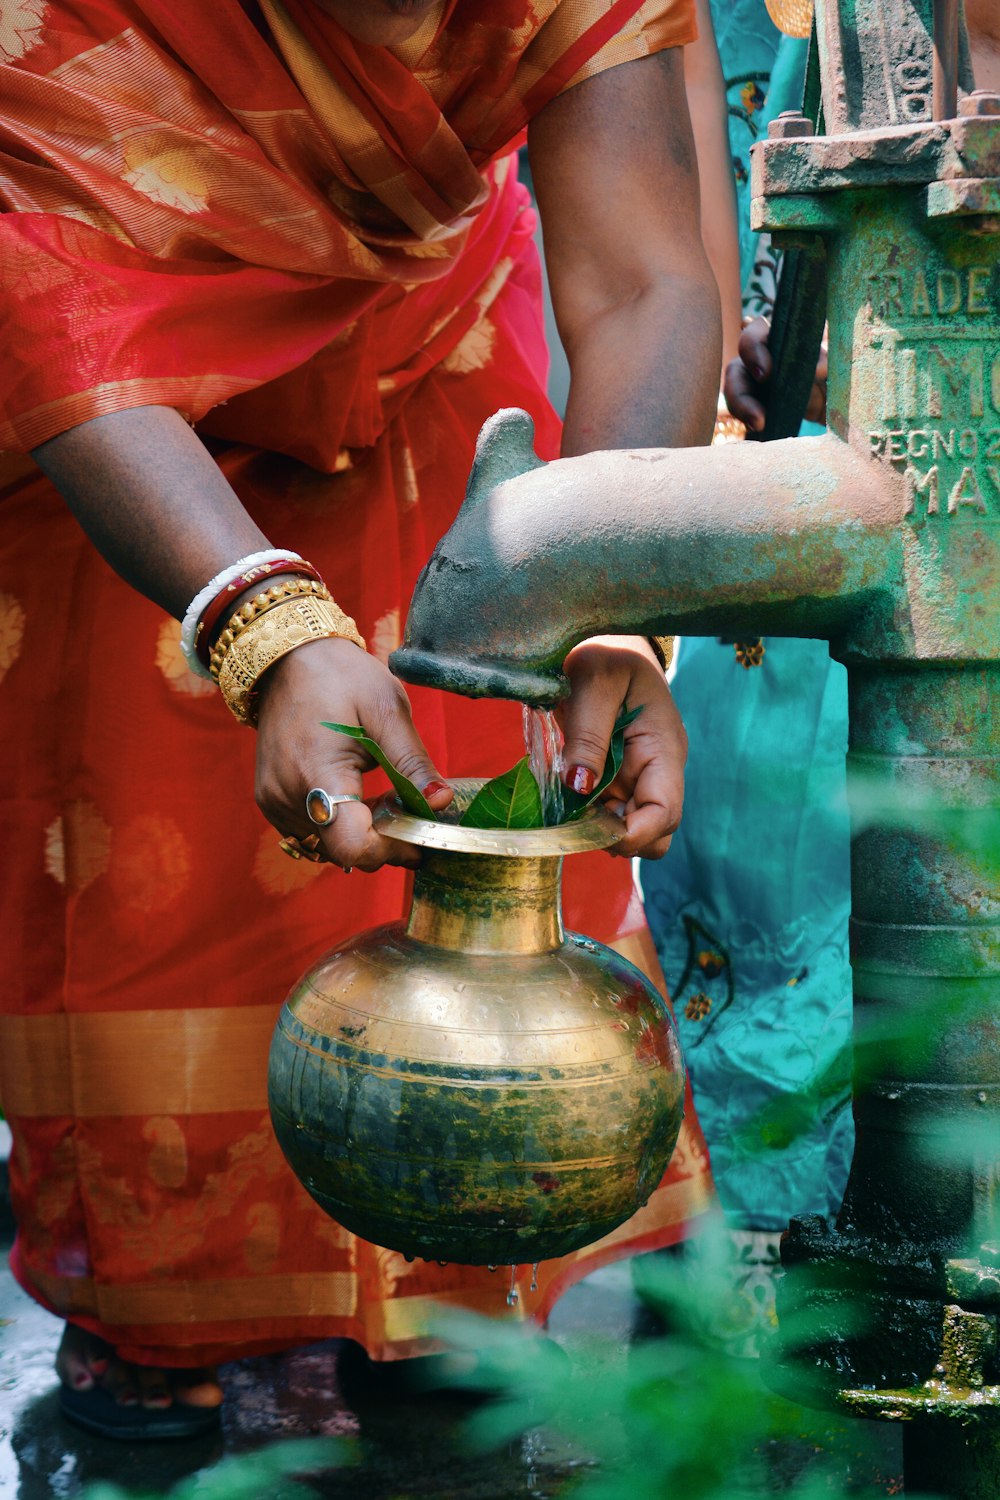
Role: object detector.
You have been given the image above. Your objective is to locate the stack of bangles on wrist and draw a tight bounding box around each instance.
[179,548,366,726]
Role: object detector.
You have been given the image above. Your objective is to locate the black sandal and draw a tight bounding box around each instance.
[59,1381,222,1441]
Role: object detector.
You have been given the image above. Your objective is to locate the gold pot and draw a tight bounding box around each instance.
[268,783,685,1265]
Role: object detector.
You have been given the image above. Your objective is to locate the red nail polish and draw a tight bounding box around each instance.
[566,765,596,796]
[74,1372,92,1388]
[423,779,450,798]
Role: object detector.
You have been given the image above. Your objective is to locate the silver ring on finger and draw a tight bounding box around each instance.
[305,787,362,827]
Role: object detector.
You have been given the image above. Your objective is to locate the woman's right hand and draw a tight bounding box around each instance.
[253,638,453,872]
[723,315,828,433]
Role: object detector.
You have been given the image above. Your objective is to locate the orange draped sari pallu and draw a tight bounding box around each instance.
[0,0,710,1366]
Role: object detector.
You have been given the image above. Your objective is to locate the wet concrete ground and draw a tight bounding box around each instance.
[0,1234,904,1500]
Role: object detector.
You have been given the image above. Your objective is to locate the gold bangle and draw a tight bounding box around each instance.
[650,635,675,672]
[217,595,366,725]
[210,578,330,680]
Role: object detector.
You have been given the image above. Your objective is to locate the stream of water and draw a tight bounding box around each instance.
[522,705,565,825]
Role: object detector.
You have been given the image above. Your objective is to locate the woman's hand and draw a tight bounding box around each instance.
[560,636,687,860]
[254,638,453,872]
[723,315,828,433]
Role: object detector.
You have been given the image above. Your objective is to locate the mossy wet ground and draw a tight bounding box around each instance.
[0,1245,903,1499]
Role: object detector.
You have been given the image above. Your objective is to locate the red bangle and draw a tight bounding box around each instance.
[194,558,324,668]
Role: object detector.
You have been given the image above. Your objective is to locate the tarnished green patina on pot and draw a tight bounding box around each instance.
[268,785,685,1265]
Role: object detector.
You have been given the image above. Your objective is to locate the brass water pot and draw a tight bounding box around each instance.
[268,784,685,1265]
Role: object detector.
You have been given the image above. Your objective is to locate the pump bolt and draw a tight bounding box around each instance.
[768,111,815,139]
[958,90,1000,117]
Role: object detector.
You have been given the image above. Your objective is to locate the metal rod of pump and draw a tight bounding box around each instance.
[933,0,960,118]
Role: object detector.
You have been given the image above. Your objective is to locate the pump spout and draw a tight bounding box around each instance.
[390,409,903,705]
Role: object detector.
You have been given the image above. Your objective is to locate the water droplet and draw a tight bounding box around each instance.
[454,982,467,993]
[488,1264,498,1273]
[530,1263,539,1292]
[437,1260,449,1267]
[507,1265,519,1307]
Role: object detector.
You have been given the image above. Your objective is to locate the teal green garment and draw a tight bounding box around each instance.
[641,638,853,1230]
[640,3,853,1231]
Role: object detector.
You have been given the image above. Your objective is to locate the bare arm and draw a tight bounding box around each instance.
[33,406,269,616]
[525,51,719,856]
[683,0,744,372]
[528,46,721,455]
[967,0,1000,91]
[32,407,452,869]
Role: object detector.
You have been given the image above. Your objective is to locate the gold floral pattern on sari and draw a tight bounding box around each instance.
[0,0,46,62]
[142,1116,189,1190]
[110,814,193,914]
[369,608,401,665]
[156,618,216,698]
[60,799,112,895]
[0,589,25,683]
[441,314,495,374]
[122,137,210,215]
[253,827,327,896]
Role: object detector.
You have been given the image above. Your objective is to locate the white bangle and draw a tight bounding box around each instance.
[179,549,304,679]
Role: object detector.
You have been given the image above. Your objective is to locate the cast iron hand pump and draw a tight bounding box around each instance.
[391,1,1000,1492]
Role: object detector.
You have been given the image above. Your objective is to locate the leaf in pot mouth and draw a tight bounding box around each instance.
[320,704,643,829]
[458,757,544,830]
[320,722,435,819]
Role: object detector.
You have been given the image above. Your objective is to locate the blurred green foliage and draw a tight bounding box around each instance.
[423,1219,897,1500]
[79,1438,352,1500]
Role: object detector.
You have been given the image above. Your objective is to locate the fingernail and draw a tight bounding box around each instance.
[565,765,596,796]
[74,1372,92,1388]
[422,779,450,798]
[751,412,765,432]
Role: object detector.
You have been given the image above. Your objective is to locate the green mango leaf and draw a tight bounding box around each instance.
[562,704,644,822]
[320,722,435,819]
[459,757,544,830]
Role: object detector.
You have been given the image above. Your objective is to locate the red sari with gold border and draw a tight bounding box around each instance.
[0,0,712,1366]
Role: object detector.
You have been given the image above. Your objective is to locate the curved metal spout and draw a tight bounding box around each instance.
[391,409,904,704]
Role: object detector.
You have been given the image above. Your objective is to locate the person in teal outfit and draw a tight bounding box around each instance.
[640,0,854,1269]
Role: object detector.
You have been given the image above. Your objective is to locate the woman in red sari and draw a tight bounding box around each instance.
[0,0,721,1436]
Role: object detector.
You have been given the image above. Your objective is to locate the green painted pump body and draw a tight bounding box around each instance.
[391,1,1000,1488]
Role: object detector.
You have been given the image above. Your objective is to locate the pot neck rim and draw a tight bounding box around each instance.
[371,781,622,858]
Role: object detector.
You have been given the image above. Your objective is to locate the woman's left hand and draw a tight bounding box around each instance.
[560,636,687,860]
